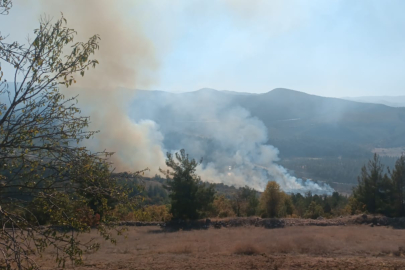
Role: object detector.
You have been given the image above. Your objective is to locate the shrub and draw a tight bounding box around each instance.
[116,205,172,222]
[209,195,235,218]
[136,205,172,222]
[304,201,324,219]
[343,196,365,215]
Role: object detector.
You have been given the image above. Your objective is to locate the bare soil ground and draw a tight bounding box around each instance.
[36,221,405,270]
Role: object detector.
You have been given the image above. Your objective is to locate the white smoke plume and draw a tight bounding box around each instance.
[14,1,334,193]
[130,89,334,194]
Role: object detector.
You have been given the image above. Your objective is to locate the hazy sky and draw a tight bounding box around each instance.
[2,0,405,97]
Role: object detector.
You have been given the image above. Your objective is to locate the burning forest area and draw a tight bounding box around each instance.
[2,1,405,269]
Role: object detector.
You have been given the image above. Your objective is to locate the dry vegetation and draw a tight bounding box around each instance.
[33,224,405,270]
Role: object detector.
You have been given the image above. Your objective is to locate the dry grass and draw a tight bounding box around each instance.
[34,225,405,269]
[168,244,193,254]
[233,243,262,255]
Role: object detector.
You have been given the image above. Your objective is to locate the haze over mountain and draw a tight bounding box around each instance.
[132,88,405,159]
[6,83,402,192]
[343,96,405,108]
[5,0,405,195]
[127,88,405,193]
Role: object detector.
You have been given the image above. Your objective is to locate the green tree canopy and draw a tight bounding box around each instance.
[161,149,215,220]
[304,201,324,219]
[231,185,259,217]
[353,154,392,215]
[390,156,405,217]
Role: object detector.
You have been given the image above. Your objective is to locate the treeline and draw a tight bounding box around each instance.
[123,149,349,221]
[208,184,348,219]
[350,154,405,217]
[120,152,405,222]
[279,156,397,185]
[124,176,348,220]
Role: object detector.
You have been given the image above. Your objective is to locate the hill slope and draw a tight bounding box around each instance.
[237,89,405,158]
[343,96,405,107]
[132,88,405,159]
[129,88,405,190]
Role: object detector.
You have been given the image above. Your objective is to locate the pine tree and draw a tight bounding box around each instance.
[390,156,405,217]
[353,154,392,215]
[161,149,215,220]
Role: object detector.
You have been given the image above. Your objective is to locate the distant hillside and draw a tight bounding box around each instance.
[132,88,405,159]
[236,89,405,158]
[343,96,405,108]
[129,88,405,190]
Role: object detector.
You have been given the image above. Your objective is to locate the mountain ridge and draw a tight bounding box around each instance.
[131,87,405,159]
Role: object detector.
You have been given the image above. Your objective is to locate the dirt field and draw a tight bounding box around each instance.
[35,223,405,270]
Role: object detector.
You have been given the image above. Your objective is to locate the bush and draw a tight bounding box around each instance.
[115,205,172,222]
[343,196,365,215]
[304,201,324,219]
[209,195,235,218]
[135,205,172,222]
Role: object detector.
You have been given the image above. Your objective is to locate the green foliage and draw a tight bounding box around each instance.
[304,201,324,219]
[278,193,294,217]
[117,174,169,206]
[353,154,393,215]
[344,196,365,215]
[290,191,348,218]
[161,149,215,220]
[390,156,405,217]
[0,7,138,269]
[352,154,405,217]
[231,186,259,217]
[114,204,172,222]
[134,205,172,222]
[210,195,235,218]
[145,184,169,204]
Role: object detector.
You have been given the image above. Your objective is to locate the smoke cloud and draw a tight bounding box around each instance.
[130,89,334,194]
[31,0,167,173]
[17,1,333,193]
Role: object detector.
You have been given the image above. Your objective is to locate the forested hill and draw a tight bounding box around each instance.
[343,95,405,107]
[132,88,405,159]
[129,88,405,191]
[237,88,405,158]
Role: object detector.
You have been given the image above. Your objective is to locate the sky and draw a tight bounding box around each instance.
[2,0,405,97]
